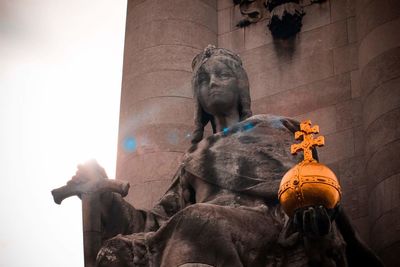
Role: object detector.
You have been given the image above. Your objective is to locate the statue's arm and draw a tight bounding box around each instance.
[100,192,151,240]
[101,167,187,240]
[148,167,188,224]
[66,160,187,241]
[289,205,384,267]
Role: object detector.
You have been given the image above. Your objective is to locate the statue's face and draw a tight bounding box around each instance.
[240,0,265,22]
[195,58,240,116]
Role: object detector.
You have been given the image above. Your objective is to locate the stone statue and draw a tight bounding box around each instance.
[62,46,384,267]
[233,0,267,27]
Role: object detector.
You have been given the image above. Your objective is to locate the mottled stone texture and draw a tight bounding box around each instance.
[213,2,400,265]
[217,0,369,245]
[117,0,400,265]
[117,0,217,209]
[357,0,400,265]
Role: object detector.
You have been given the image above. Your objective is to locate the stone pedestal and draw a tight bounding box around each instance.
[116,0,217,209]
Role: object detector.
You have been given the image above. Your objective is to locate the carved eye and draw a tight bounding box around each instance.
[198,73,209,84]
[219,72,233,79]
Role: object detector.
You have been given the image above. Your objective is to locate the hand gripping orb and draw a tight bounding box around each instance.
[278,120,341,217]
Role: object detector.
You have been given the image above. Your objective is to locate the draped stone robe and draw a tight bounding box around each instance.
[96,115,377,267]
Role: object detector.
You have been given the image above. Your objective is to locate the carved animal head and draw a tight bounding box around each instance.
[235,0,267,27]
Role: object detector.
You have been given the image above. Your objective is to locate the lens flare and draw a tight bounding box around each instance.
[243,122,254,131]
[167,131,179,145]
[123,137,137,152]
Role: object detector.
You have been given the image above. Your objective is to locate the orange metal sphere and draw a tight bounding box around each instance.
[278,161,341,217]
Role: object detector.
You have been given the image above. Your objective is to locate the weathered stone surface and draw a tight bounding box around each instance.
[370,206,400,256]
[347,16,358,44]
[335,98,362,131]
[352,216,369,244]
[201,0,217,9]
[127,19,217,53]
[338,156,365,190]
[240,19,347,73]
[124,45,201,77]
[108,47,371,266]
[333,43,358,75]
[341,185,368,219]
[293,105,337,135]
[350,70,361,98]
[231,4,242,30]
[127,179,174,210]
[247,50,334,100]
[119,3,218,216]
[301,0,331,32]
[359,17,400,69]
[218,6,232,34]
[252,73,351,117]
[378,242,400,267]
[218,27,245,53]
[318,128,355,164]
[364,107,400,157]
[118,151,184,186]
[267,2,305,39]
[363,77,400,127]
[330,0,355,22]
[217,0,234,10]
[357,0,400,41]
[356,0,373,6]
[126,0,218,34]
[122,70,193,104]
[100,0,400,263]
[48,0,400,263]
[366,139,400,190]
[238,0,268,29]
[51,162,131,267]
[244,19,272,50]
[129,0,146,8]
[360,46,400,97]
[118,123,193,160]
[369,174,400,224]
[121,96,194,129]
[353,125,365,156]
[358,6,400,261]
[296,19,348,58]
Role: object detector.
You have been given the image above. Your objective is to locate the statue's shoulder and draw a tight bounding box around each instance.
[243,114,300,133]
[182,114,302,194]
[185,114,299,157]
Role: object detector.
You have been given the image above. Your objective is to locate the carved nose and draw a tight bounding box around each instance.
[209,74,218,87]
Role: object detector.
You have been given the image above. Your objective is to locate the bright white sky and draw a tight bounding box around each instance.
[0,1,127,266]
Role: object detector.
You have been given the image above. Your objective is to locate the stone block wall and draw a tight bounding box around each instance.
[117,0,400,264]
[117,0,217,209]
[217,0,370,241]
[357,0,400,265]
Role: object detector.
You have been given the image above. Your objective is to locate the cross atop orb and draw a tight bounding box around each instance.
[291,120,325,162]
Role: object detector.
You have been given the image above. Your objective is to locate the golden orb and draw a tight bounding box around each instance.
[278,120,341,217]
[278,161,341,217]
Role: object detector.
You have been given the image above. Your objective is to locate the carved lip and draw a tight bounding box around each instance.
[209,90,225,97]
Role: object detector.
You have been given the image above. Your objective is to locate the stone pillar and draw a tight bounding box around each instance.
[357,1,400,266]
[116,0,217,209]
